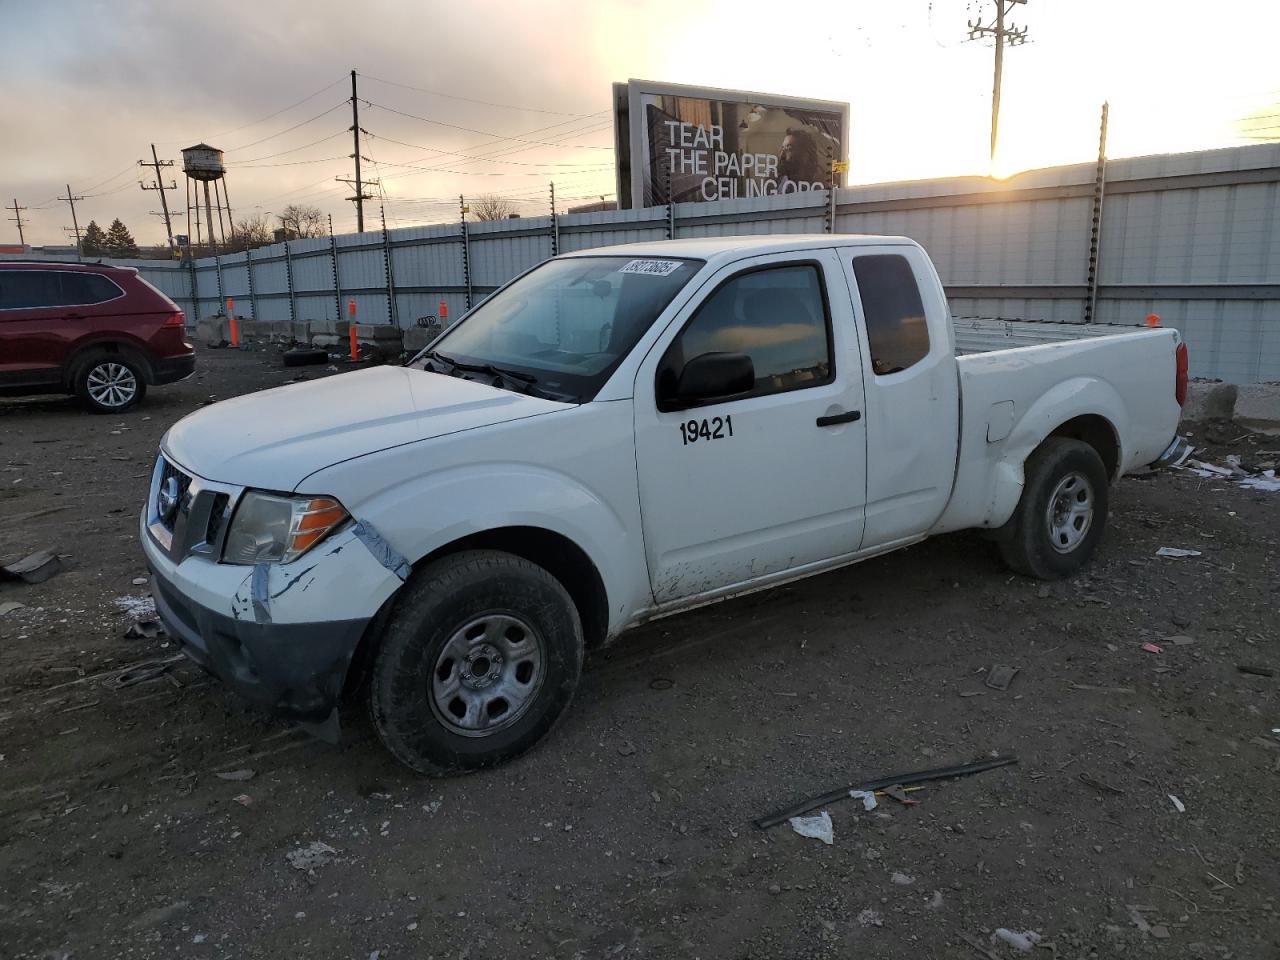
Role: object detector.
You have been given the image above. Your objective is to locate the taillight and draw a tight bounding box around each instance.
[1175,342,1189,407]
[163,311,184,328]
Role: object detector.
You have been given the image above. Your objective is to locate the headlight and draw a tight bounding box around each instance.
[222,491,349,565]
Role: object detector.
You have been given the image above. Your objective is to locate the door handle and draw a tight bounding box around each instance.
[816,410,862,427]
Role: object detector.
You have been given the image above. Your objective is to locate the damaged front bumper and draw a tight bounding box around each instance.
[149,565,368,726]
[140,500,404,734]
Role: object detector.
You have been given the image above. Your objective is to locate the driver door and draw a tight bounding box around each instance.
[632,250,868,604]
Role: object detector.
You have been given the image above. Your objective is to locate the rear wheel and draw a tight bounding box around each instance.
[75,354,147,413]
[368,549,583,776]
[997,438,1109,580]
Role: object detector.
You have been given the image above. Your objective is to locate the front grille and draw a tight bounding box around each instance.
[158,458,193,532]
[205,493,230,545]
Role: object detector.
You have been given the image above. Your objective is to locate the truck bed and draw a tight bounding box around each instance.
[952,316,1147,356]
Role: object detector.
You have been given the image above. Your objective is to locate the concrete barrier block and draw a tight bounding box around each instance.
[1235,383,1280,429]
[237,319,272,341]
[311,334,343,351]
[195,315,228,347]
[403,324,441,353]
[310,319,350,337]
[1181,382,1237,422]
[355,323,403,343]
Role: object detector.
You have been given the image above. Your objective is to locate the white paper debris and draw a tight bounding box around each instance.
[1155,547,1201,558]
[114,595,157,618]
[991,929,1042,952]
[1168,794,1185,813]
[849,789,878,811]
[788,811,833,845]
[286,840,338,871]
[1239,470,1280,492]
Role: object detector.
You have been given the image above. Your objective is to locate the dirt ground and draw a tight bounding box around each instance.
[1,346,1277,960]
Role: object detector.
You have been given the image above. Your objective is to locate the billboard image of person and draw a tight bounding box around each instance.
[614,80,848,208]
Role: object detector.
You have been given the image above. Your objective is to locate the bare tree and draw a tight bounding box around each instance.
[277,204,326,239]
[470,195,520,221]
[226,213,274,252]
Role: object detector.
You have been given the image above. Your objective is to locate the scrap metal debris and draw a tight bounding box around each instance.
[124,619,167,640]
[984,664,1018,690]
[0,549,62,584]
[101,655,185,691]
[1155,547,1201,558]
[755,756,1018,829]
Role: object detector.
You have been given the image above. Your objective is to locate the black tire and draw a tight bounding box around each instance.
[74,352,148,413]
[368,549,583,776]
[283,347,328,367]
[997,438,1109,580]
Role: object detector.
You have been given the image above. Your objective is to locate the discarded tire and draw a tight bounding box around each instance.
[282,348,329,367]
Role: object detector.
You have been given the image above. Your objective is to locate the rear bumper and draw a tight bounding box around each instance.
[1149,434,1192,469]
[148,564,369,723]
[151,352,196,385]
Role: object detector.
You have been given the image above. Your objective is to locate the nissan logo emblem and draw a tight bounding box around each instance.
[157,476,180,523]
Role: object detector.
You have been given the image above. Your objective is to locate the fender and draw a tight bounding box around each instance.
[309,460,651,636]
[985,376,1127,527]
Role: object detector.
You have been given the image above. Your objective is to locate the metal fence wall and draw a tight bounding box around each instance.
[127,143,1280,383]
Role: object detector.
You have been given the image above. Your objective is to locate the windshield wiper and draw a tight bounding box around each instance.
[422,351,541,395]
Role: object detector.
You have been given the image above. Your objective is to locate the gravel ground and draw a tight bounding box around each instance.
[1,346,1278,959]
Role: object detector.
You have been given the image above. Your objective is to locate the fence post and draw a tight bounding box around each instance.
[245,249,258,319]
[328,214,342,324]
[1083,101,1110,324]
[214,255,224,314]
[187,255,199,323]
[549,181,559,257]
[283,241,296,324]
[460,195,472,310]
[380,203,398,327]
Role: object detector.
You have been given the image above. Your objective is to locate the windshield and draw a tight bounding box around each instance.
[410,255,703,402]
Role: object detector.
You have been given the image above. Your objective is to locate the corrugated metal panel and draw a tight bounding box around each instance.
[153,144,1280,380]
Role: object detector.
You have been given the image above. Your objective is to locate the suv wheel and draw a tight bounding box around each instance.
[997,438,1109,580]
[368,549,584,776]
[76,354,147,413]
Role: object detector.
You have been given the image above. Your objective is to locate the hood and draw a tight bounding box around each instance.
[163,366,569,490]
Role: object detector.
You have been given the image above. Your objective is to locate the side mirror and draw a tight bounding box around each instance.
[664,351,755,409]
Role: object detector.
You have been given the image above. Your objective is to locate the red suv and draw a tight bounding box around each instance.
[0,261,194,413]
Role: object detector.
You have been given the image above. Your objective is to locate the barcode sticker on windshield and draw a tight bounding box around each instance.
[618,259,682,277]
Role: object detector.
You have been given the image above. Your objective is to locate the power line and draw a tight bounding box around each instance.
[228,130,350,164]
[359,72,596,117]
[364,100,614,150]
[365,127,615,167]
[221,101,349,153]
[159,75,349,145]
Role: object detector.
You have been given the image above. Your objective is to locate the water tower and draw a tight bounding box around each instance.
[181,143,234,255]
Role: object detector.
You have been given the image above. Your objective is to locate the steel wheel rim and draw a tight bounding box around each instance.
[1045,470,1094,554]
[86,362,137,408]
[428,613,546,737]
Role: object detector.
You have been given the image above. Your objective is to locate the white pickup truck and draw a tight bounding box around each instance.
[141,235,1189,774]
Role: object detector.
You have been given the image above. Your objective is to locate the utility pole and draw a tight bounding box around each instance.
[968,0,1029,162]
[62,184,84,258]
[7,199,26,245]
[350,69,365,233]
[139,144,177,254]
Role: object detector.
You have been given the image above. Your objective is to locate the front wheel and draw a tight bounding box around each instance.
[997,438,1109,580]
[75,354,147,413]
[368,549,583,776]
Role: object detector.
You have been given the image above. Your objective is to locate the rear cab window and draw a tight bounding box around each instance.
[851,253,931,376]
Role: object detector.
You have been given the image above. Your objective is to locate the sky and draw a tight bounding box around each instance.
[2,0,1278,247]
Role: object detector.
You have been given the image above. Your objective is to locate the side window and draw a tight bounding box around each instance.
[0,271,59,310]
[852,254,930,375]
[59,273,121,306]
[659,263,832,402]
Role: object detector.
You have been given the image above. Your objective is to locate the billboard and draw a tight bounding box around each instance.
[613,79,849,209]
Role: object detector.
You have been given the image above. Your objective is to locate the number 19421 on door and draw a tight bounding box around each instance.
[679,415,734,445]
